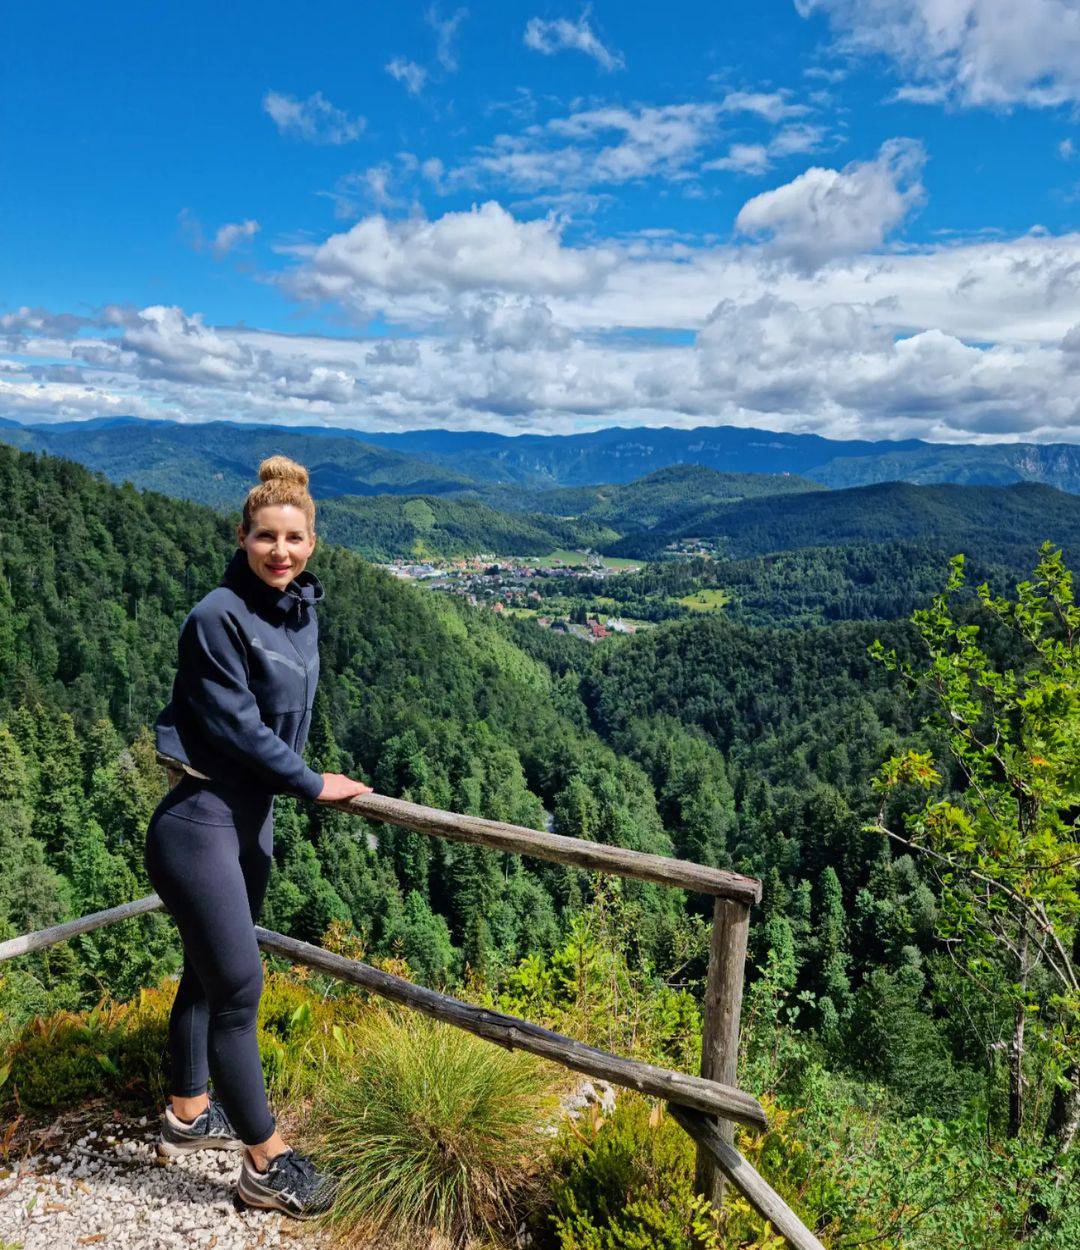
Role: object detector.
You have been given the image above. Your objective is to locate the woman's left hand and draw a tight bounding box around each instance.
[317,773,374,801]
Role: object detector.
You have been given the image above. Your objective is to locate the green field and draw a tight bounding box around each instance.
[674,588,730,612]
[528,548,642,570]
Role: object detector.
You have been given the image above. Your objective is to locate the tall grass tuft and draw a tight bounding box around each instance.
[309,1003,563,1248]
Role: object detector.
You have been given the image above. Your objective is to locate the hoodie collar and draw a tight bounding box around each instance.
[222,547,324,618]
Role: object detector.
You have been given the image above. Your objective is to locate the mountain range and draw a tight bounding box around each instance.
[3,415,1080,495]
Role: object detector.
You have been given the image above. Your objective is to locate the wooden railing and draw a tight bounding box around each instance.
[0,752,825,1250]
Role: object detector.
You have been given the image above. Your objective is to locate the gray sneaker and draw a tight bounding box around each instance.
[157,1095,245,1160]
[235,1147,339,1219]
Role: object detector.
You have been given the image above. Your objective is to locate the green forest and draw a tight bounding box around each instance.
[0,442,1077,1249]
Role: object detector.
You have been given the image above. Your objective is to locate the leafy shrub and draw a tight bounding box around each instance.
[0,963,365,1115]
[480,898,702,1074]
[537,1094,724,1250]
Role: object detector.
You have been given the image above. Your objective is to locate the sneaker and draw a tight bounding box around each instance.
[235,1147,339,1219]
[156,1094,245,1160]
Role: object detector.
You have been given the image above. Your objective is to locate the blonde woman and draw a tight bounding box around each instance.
[144,455,370,1218]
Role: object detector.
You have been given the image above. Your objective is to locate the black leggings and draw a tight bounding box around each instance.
[143,775,277,1146]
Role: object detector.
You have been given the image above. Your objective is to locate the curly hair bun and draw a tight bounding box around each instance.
[257,455,309,487]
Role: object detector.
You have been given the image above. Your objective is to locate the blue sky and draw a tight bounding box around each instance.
[3,0,1080,441]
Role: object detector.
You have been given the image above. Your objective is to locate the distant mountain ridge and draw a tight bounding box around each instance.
[351,424,1080,492]
[3,415,1078,494]
[0,417,472,506]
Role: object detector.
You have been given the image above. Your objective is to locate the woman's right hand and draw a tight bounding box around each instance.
[318,773,374,802]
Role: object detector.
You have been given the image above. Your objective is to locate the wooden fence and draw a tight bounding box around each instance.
[0,751,825,1250]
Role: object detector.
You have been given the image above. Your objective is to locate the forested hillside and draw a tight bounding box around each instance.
[0,443,697,993]
[316,492,616,559]
[0,417,473,506]
[604,479,1080,563]
[1,442,1076,1247]
[465,463,823,528]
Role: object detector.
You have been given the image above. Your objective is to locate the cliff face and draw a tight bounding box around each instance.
[812,441,1080,492]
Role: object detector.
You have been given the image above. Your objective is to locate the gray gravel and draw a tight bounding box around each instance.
[0,1115,330,1250]
[0,1079,617,1249]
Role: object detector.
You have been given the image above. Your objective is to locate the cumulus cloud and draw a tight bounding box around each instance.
[7,206,1080,442]
[0,306,89,340]
[286,200,617,322]
[523,12,625,71]
[734,137,927,270]
[450,293,571,351]
[796,0,1080,109]
[262,90,366,144]
[118,305,263,385]
[0,377,151,421]
[386,57,427,95]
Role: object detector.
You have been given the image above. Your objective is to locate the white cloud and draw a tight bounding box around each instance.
[804,65,848,83]
[706,143,771,174]
[286,200,617,323]
[523,13,625,71]
[210,220,259,257]
[8,207,1080,442]
[734,137,927,270]
[0,377,151,421]
[704,123,830,174]
[719,90,810,122]
[119,305,262,385]
[0,306,89,338]
[450,293,571,350]
[889,82,951,105]
[1060,137,1076,160]
[451,102,722,191]
[797,0,1080,109]
[386,58,427,96]
[325,165,409,217]
[262,90,366,144]
[427,5,468,72]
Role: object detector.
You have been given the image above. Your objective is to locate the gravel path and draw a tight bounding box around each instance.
[0,1079,616,1249]
[0,1104,333,1250]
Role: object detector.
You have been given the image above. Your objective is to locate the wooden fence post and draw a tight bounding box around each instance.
[695,896,751,1208]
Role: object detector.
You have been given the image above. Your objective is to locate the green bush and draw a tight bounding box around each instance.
[538,1095,722,1250]
[308,1003,562,1248]
[0,963,367,1116]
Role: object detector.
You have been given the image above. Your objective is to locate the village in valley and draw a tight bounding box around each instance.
[376,549,649,640]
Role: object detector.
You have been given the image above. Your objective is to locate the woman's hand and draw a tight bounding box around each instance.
[317,773,374,801]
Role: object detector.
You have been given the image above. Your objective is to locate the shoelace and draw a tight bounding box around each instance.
[268,1149,322,1193]
[204,1097,238,1138]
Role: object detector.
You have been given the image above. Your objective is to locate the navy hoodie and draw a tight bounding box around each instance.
[155,547,325,800]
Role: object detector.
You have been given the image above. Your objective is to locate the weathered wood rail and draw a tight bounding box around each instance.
[0,753,824,1249]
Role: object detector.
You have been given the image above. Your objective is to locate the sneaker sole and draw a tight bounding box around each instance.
[232,1191,323,1220]
[156,1135,246,1160]
[235,1167,333,1219]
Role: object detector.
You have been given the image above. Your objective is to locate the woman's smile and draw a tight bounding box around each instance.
[238,503,317,589]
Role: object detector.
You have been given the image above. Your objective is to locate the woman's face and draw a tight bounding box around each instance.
[237,504,316,590]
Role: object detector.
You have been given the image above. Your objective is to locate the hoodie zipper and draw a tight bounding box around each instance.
[284,604,311,753]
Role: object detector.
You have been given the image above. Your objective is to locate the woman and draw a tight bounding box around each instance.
[144,454,371,1219]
